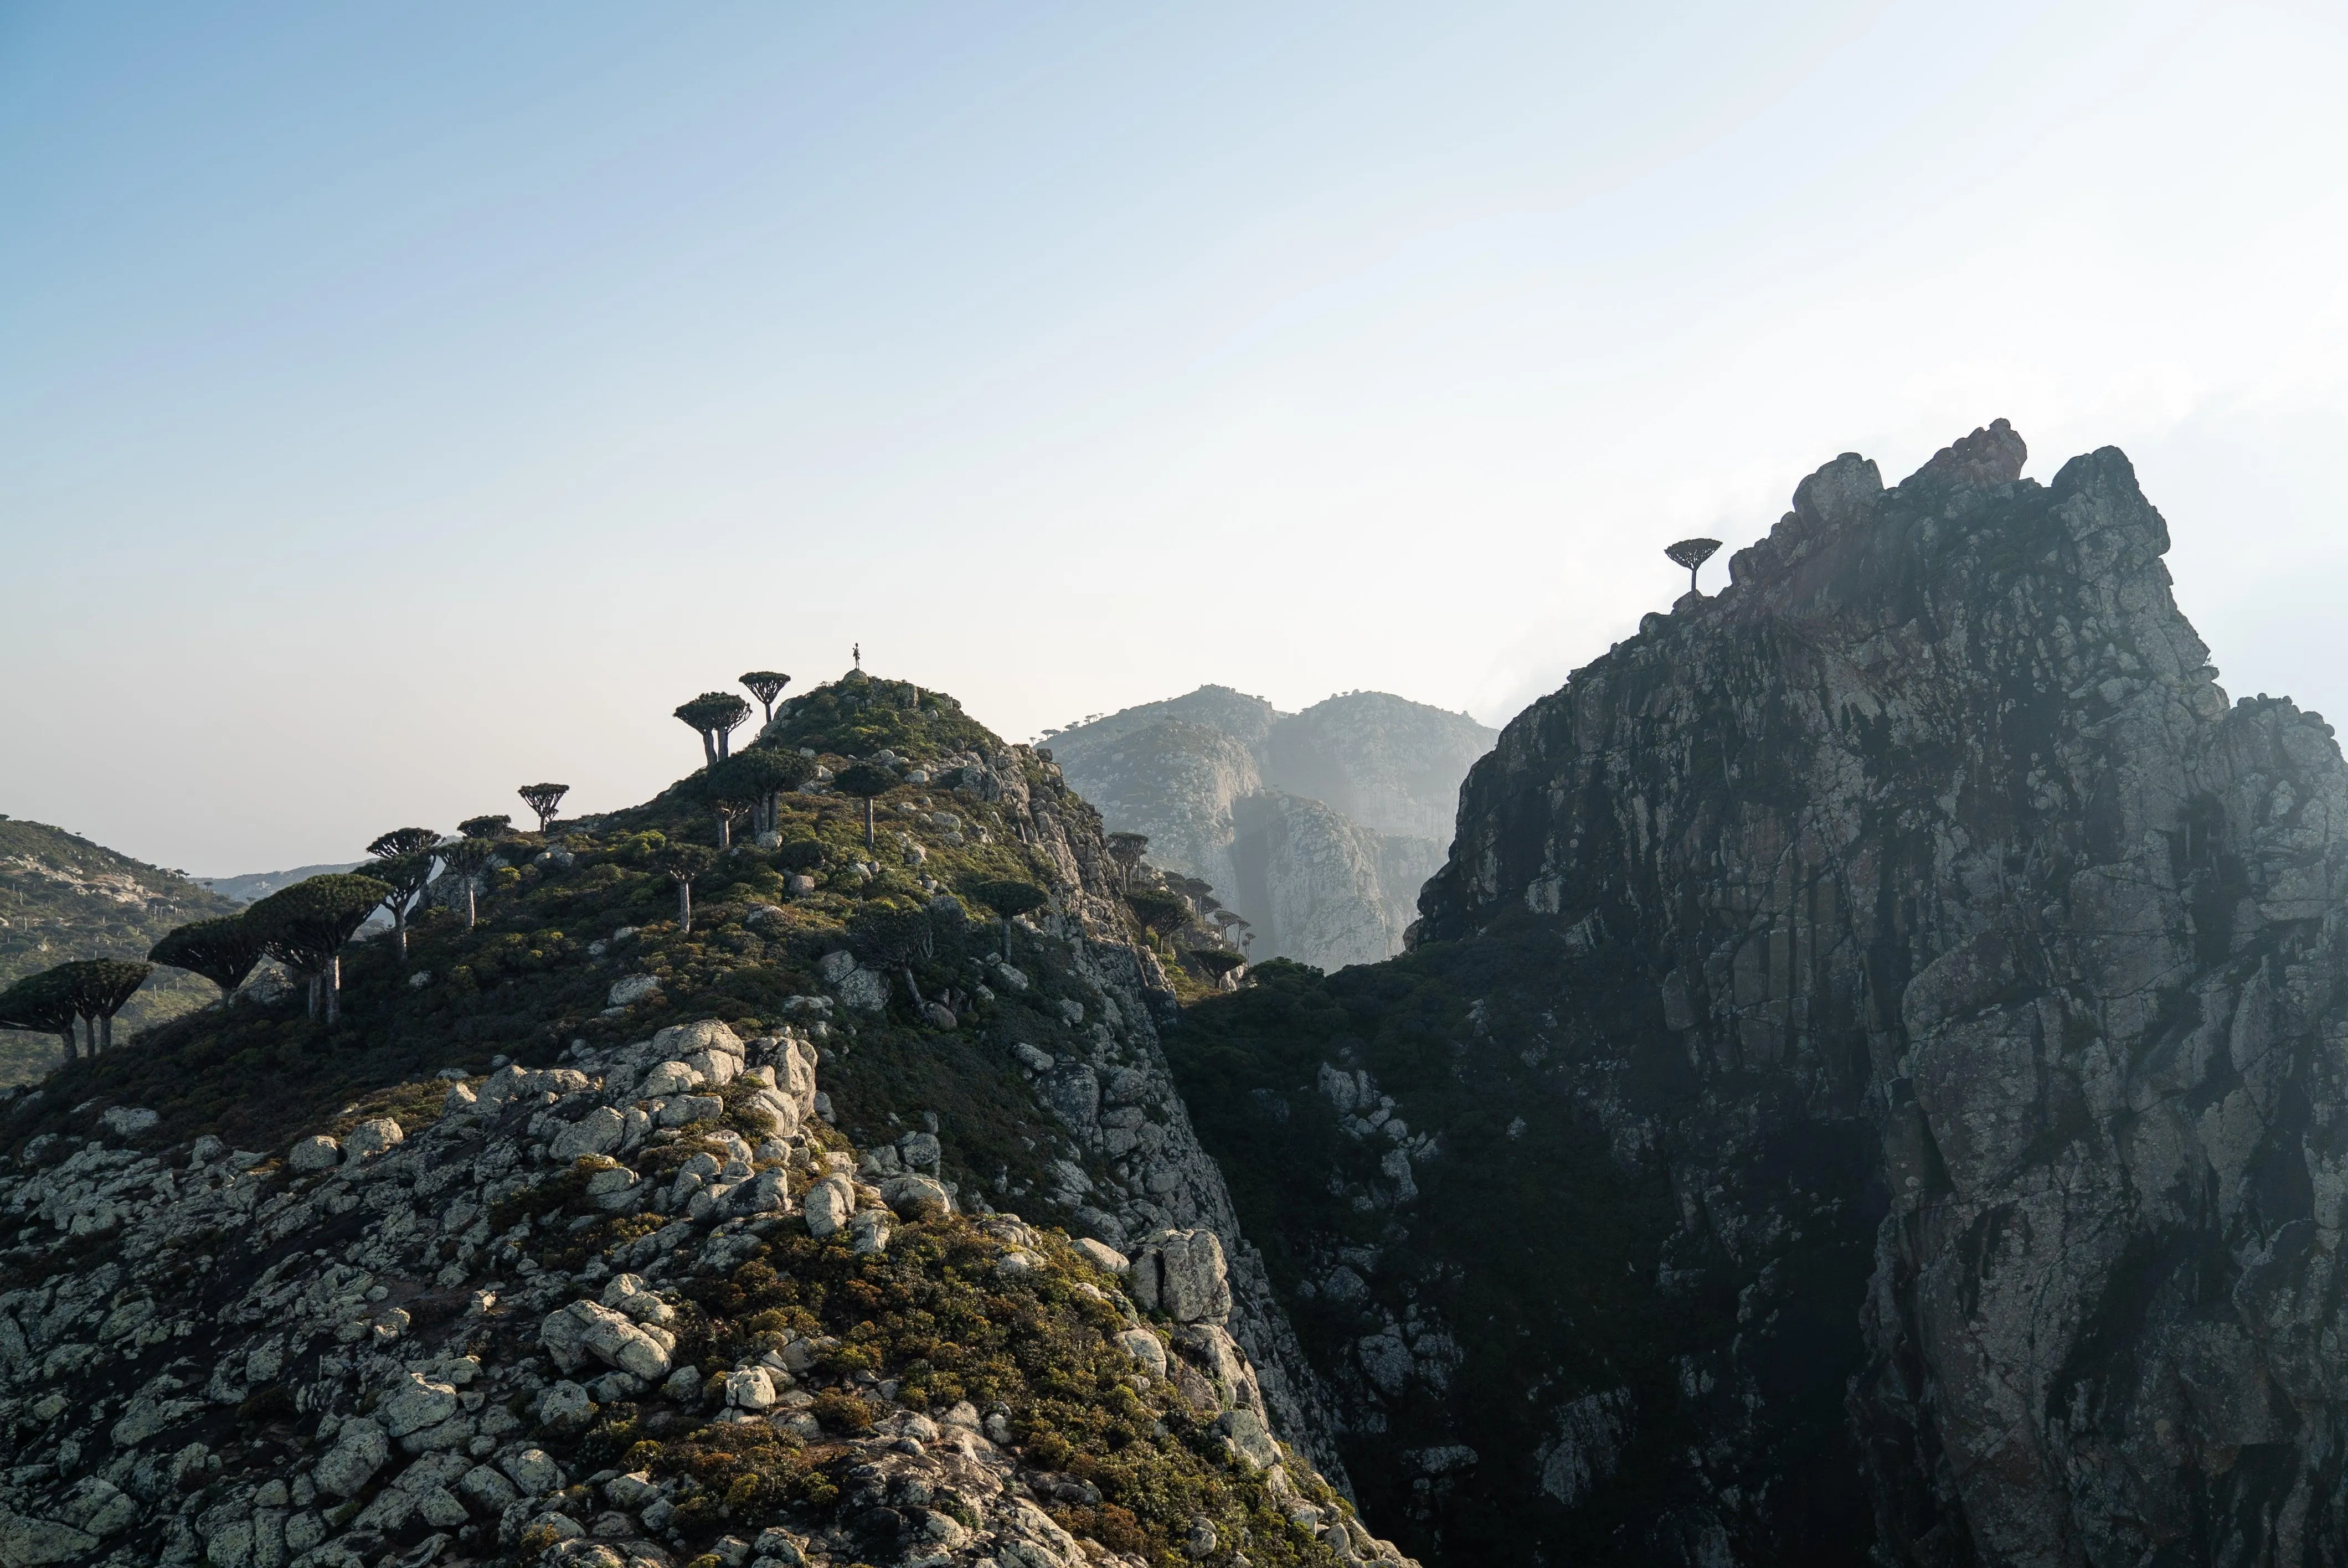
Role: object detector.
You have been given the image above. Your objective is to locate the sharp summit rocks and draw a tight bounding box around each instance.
[1176,422,2348,1564]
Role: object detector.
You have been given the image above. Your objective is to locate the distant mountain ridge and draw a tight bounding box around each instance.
[194,862,364,904]
[1048,688,1494,970]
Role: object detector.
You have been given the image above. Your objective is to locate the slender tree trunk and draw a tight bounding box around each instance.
[678,880,693,933]
[325,954,341,1024]
[306,974,320,1019]
[718,813,732,851]
[701,731,718,768]
[718,730,732,760]
[100,1014,113,1053]
[465,881,477,931]
[902,966,923,1005]
[58,1028,75,1064]
[865,798,876,850]
[395,907,409,964]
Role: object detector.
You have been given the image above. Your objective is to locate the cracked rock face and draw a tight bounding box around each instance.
[1180,422,2348,1565]
[1421,421,2348,1561]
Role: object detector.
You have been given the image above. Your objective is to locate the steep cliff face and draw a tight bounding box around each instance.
[1051,692,1492,973]
[1175,423,2348,1565]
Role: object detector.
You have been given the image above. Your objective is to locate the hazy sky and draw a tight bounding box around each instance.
[6,2,2346,874]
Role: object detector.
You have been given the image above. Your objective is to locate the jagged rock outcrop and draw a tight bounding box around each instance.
[1176,422,2348,1565]
[1051,692,1492,972]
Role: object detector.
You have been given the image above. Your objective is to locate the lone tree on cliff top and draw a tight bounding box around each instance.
[0,968,81,1063]
[247,874,389,1025]
[1666,537,1722,596]
[517,784,569,835]
[676,693,753,768]
[741,671,791,725]
[364,827,441,962]
[150,915,267,1004]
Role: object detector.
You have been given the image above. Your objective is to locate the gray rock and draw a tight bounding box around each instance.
[803,1174,856,1239]
[549,1106,626,1161]
[1130,1229,1233,1324]
[534,1381,597,1432]
[287,1135,340,1172]
[313,1417,389,1498]
[879,1174,953,1218]
[341,1117,403,1162]
[499,1447,563,1497]
[540,1299,676,1380]
[378,1371,459,1437]
[607,974,660,1007]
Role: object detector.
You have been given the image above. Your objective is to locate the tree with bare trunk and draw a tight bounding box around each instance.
[436,836,494,930]
[54,958,153,1054]
[517,784,569,834]
[150,916,267,1004]
[741,671,791,725]
[969,878,1049,956]
[1187,948,1245,987]
[0,968,81,1063]
[676,693,753,767]
[364,827,440,962]
[1126,888,1190,940]
[658,844,715,933]
[1106,832,1149,888]
[1666,537,1722,596]
[833,761,897,851]
[247,874,388,1024]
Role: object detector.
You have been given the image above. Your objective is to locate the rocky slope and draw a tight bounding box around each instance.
[0,820,238,1085]
[0,671,1410,1568]
[1170,422,2348,1565]
[1048,693,1492,973]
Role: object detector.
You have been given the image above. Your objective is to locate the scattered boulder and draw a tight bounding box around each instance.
[1075,1238,1130,1275]
[313,1417,389,1498]
[1131,1230,1233,1325]
[341,1118,404,1162]
[606,974,660,1007]
[804,1174,856,1239]
[288,1135,340,1172]
[549,1105,626,1160]
[540,1299,676,1380]
[99,1107,157,1138]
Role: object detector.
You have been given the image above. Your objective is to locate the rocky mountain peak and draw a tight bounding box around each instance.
[1176,425,2348,1565]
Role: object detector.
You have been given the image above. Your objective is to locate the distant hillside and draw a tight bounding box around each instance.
[194,861,363,904]
[1048,689,1494,970]
[0,817,240,1082]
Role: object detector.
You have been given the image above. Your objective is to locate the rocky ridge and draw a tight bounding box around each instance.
[0,670,1398,1567]
[0,1015,1409,1568]
[1172,422,2348,1565]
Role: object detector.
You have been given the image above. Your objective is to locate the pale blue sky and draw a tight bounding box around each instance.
[5,3,2346,871]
